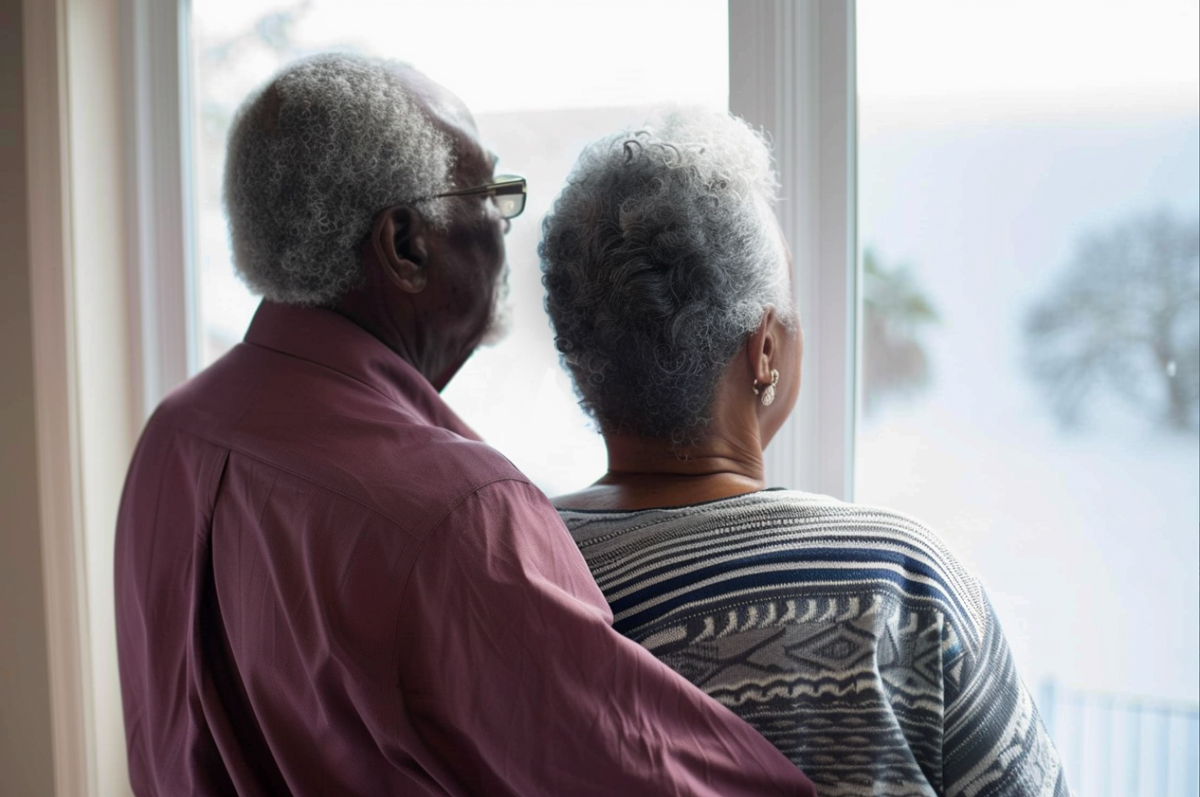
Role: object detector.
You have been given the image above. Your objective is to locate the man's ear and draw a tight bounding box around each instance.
[745,308,778,387]
[371,205,429,293]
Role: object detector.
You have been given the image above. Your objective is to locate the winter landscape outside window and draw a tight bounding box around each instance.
[856,2,1199,793]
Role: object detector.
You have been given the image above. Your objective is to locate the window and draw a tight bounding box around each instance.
[111,2,1194,794]
[190,0,728,495]
[856,1,1199,792]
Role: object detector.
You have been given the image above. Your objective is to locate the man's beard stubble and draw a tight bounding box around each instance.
[479,261,512,347]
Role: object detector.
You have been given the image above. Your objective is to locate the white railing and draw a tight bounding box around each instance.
[1040,680,1200,796]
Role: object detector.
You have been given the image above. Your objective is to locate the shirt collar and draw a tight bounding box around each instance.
[243,300,481,441]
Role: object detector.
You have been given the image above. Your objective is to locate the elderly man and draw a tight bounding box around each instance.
[114,55,816,796]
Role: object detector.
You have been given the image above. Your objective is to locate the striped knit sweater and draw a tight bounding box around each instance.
[559,489,1071,797]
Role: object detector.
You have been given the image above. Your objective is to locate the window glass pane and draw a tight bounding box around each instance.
[190,1,728,495]
[857,1,1199,791]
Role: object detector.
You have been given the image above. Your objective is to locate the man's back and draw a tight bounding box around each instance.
[115,302,813,796]
[116,302,519,794]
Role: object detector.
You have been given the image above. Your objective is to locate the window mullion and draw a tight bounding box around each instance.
[729,0,858,499]
[124,0,196,421]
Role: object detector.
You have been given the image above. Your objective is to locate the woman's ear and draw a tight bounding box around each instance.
[745,308,779,388]
[371,206,429,293]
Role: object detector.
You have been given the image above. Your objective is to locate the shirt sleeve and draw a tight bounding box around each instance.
[942,590,1073,797]
[394,478,816,797]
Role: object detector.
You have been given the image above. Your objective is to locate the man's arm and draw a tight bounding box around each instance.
[394,479,815,797]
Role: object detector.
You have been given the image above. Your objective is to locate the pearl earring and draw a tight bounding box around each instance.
[753,369,780,407]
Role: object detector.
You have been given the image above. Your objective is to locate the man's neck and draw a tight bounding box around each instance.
[331,287,472,393]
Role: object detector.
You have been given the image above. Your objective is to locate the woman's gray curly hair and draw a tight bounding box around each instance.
[540,108,794,443]
[224,53,455,306]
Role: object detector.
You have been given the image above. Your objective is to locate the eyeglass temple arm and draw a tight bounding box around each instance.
[437,180,525,199]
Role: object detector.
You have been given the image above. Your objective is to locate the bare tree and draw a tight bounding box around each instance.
[861,248,940,414]
[1024,209,1200,432]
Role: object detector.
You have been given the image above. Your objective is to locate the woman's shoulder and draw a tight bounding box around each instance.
[558,488,990,641]
[558,487,955,554]
[550,484,624,512]
[763,491,990,630]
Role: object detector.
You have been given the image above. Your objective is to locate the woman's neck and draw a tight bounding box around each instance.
[553,346,790,512]
[554,430,767,511]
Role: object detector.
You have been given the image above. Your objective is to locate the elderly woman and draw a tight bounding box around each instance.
[540,110,1070,797]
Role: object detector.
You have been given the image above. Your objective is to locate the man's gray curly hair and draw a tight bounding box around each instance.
[540,108,794,443]
[224,53,455,306]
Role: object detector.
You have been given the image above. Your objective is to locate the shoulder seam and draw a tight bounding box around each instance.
[145,417,527,534]
[241,340,418,416]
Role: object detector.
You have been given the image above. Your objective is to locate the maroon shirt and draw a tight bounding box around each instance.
[114,301,815,796]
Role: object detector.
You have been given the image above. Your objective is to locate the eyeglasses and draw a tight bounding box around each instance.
[419,174,527,220]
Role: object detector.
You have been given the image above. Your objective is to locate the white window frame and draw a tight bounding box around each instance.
[30,1,859,792]
[124,0,197,419]
[731,0,859,500]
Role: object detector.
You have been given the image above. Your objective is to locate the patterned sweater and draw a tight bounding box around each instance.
[560,489,1071,797]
